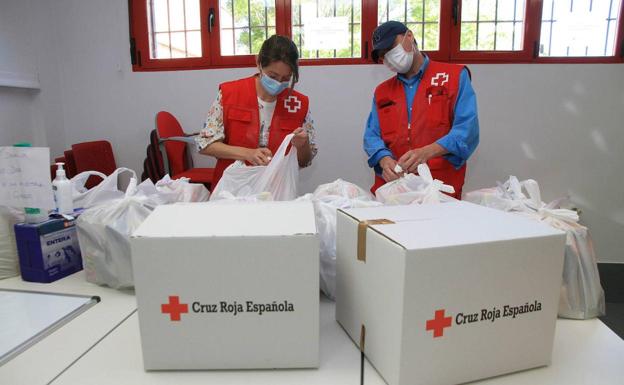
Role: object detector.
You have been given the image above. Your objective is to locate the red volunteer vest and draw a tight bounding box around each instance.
[213,75,309,188]
[372,60,467,199]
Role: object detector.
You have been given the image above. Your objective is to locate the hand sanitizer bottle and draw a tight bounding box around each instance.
[52,162,73,215]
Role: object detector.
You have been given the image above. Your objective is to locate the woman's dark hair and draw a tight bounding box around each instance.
[257,35,300,85]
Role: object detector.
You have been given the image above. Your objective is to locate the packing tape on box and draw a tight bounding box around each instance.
[357,219,395,262]
[360,324,366,352]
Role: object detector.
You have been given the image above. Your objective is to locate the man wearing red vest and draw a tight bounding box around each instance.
[364,21,479,199]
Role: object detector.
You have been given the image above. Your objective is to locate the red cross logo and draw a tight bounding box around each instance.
[426,309,452,338]
[161,295,189,321]
[284,95,302,113]
[431,72,449,86]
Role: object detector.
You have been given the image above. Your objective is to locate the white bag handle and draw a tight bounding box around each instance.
[505,176,524,199]
[538,207,580,224]
[85,167,137,194]
[495,176,541,212]
[263,133,296,174]
[72,167,138,209]
[71,171,108,194]
[417,163,455,194]
[520,179,542,210]
[538,195,579,225]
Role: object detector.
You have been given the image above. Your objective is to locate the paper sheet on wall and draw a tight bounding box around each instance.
[0,146,55,210]
[303,16,350,50]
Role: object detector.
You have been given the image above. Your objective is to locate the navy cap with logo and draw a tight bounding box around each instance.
[371,21,408,62]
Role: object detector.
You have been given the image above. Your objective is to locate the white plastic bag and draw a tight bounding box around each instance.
[375,164,456,205]
[466,177,605,319]
[0,206,24,279]
[77,174,212,289]
[464,176,540,212]
[76,178,171,289]
[155,175,210,203]
[300,179,381,299]
[210,134,298,201]
[213,191,274,202]
[72,168,137,209]
[517,202,605,319]
[312,178,371,200]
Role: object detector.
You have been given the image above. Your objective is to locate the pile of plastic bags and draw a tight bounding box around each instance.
[210,157,460,299]
[145,145,606,319]
[75,168,210,289]
[465,176,605,319]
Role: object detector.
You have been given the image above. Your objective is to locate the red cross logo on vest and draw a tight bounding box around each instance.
[161,295,189,321]
[284,95,302,113]
[426,309,452,338]
[431,72,449,86]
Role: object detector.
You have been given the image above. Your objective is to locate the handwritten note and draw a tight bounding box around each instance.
[0,147,55,209]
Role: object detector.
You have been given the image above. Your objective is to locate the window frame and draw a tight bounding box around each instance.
[448,0,540,63]
[532,0,624,64]
[129,0,624,72]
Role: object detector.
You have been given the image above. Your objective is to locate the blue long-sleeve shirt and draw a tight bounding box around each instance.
[363,56,480,175]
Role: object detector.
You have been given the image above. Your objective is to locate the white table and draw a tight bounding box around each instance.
[0,272,623,385]
[52,299,624,385]
[0,272,136,385]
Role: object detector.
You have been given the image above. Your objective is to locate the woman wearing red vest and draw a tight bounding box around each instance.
[196,35,317,188]
[364,21,479,199]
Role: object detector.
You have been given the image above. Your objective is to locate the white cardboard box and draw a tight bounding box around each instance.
[335,202,566,385]
[130,201,319,370]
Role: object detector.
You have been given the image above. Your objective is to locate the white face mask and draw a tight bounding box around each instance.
[383,34,415,74]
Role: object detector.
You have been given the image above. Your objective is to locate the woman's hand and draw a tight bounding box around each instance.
[246,148,273,165]
[291,127,309,149]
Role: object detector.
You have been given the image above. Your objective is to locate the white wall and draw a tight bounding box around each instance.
[0,0,39,146]
[7,0,624,263]
[0,87,35,145]
[0,0,67,150]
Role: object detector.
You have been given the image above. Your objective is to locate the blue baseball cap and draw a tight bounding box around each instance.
[371,21,408,62]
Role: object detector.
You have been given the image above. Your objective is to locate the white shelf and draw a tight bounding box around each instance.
[0,70,40,90]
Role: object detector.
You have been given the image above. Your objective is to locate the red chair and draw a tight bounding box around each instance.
[71,140,117,189]
[63,150,77,178]
[155,111,214,189]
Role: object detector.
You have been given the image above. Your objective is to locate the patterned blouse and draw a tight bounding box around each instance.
[195,90,318,166]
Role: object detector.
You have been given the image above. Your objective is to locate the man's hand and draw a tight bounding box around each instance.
[398,143,447,173]
[397,148,430,173]
[246,148,273,166]
[291,127,309,149]
[379,156,402,182]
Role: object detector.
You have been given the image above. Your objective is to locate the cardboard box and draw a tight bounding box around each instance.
[335,202,565,385]
[130,201,319,370]
[15,216,83,283]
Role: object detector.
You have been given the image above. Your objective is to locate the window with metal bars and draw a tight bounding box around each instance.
[539,0,622,57]
[148,0,203,59]
[218,0,277,56]
[377,0,441,51]
[128,0,624,71]
[292,0,362,59]
[459,0,526,51]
